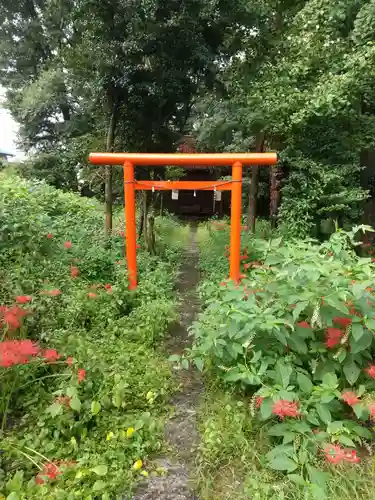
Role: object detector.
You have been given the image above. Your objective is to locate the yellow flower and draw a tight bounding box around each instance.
[132,459,143,471]
[106,431,114,441]
[146,391,154,400]
[126,427,135,438]
[140,470,149,477]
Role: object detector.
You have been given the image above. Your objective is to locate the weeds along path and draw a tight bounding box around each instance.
[132,224,202,500]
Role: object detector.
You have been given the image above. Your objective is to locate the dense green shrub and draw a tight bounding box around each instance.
[0,172,186,498]
[187,224,375,497]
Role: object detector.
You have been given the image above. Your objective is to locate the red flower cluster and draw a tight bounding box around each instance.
[105,283,112,293]
[342,391,360,406]
[16,295,32,304]
[64,241,72,249]
[47,233,53,239]
[272,400,301,419]
[366,364,375,379]
[333,317,352,328]
[297,321,311,329]
[0,340,39,367]
[35,462,62,484]
[70,266,80,279]
[43,349,60,363]
[325,328,344,348]
[78,368,86,383]
[0,305,28,330]
[35,460,76,485]
[324,444,360,464]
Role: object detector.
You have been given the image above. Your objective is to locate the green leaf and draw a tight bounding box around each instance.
[322,373,338,389]
[306,464,329,491]
[316,403,331,424]
[325,297,348,315]
[350,329,373,354]
[288,335,308,354]
[343,358,361,385]
[288,474,306,486]
[181,358,189,370]
[93,480,106,491]
[275,361,292,389]
[194,358,204,371]
[260,398,273,420]
[91,401,101,416]
[46,402,63,418]
[268,423,290,436]
[90,465,108,476]
[297,372,313,393]
[338,435,355,447]
[292,301,309,321]
[168,354,181,362]
[351,323,364,342]
[269,455,298,472]
[70,396,81,412]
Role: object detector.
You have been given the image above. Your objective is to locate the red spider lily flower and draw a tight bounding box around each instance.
[41,289,62,297]
[343,449,361,464]
[333,317,352,328]
[297,321,311,329]
[119,231,125,237]
[324,445,360,465]
[325,328,344,348]
[88,292,97,299]
[16,295,32,304]
[256,396,264,408]
[324,444,345,464]
[366,365,375,379]
[35,462,62,485]
[0,340,39,367]
[240,254,247,260]
[66,356,73,366]
[77,368,86,383]
[43,349,61,363]
[272,400,301,419]
[47,233,53,239]
[70,266,80,279]
[136,244,141,249]
[342,391,360,406]
[104,284,112,293]
[64,241,72,249]
[1,305,28,330]
[55,395,71,408]
[244,263,250,269]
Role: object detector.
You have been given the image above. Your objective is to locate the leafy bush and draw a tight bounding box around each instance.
[188,224,375,497]
[0,172,186,498]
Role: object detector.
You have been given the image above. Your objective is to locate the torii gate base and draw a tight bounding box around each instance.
[89,152,278,289]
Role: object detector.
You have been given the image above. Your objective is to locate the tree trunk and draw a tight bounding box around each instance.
[248,132,265,233]
[104,106,117,237]
[269,164,282,229]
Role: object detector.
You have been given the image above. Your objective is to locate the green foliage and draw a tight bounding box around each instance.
[189,223,375,497]
[0,172,185,498]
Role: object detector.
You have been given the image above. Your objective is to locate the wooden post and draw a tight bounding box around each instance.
[229,161,243,283]
[123,162,137,289]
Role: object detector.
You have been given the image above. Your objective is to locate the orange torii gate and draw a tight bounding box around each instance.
[89,152,278,289]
